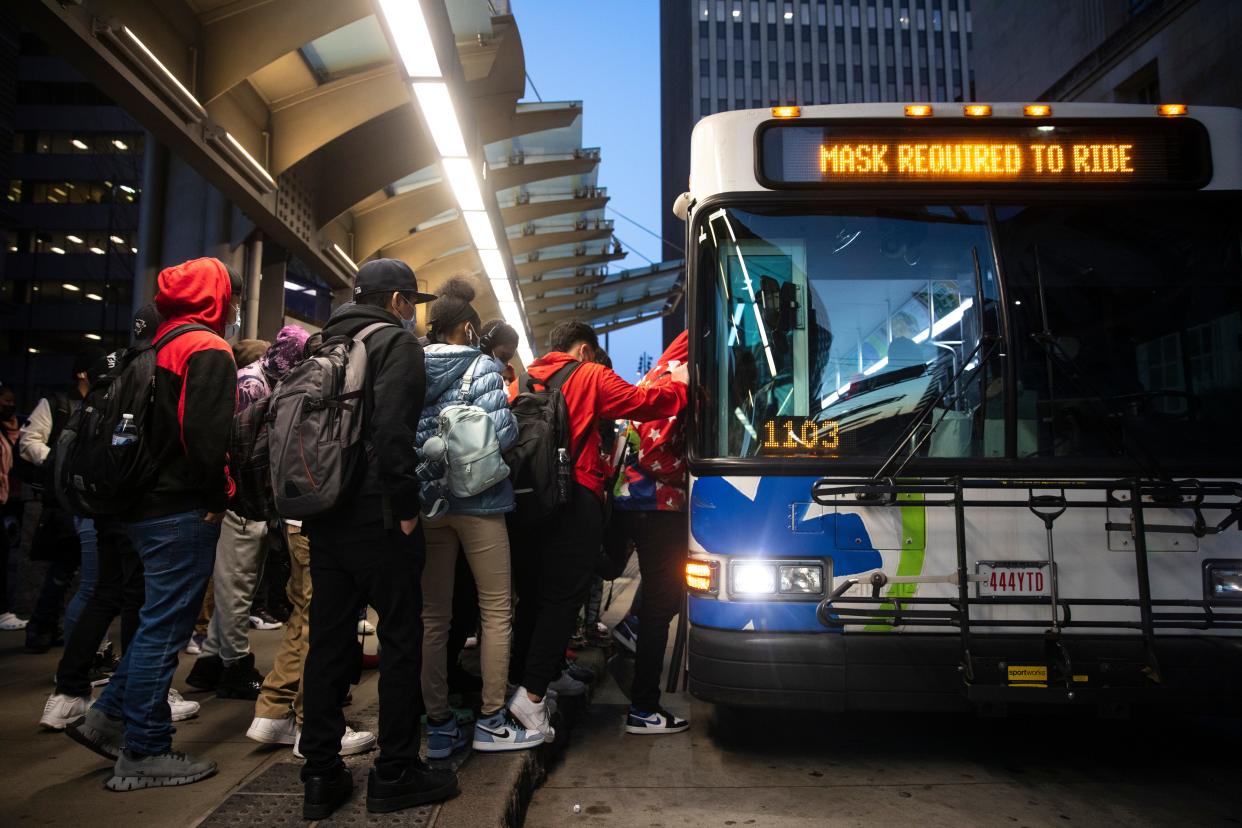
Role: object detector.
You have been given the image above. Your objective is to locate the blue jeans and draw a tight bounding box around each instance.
[64,517,99,643]
[94,510,218,755]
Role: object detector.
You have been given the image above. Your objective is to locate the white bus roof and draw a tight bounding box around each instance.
[688,102,1242,199]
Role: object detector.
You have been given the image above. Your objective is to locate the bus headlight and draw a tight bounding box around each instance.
[1205,560,1242,603]
[732,562,777,595]
[780,565,823,594]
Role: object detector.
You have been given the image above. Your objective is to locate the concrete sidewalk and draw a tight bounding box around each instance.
[0,622,328,827]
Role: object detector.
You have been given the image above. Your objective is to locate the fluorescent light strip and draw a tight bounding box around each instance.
[912,297,974,343]
[330,242,359,272]
[413,83,468,157]
[223,131,277,187]
[121,26,206,116]
[441,157,484,211]
[478,248,508,281]
[376,0,442,79]
[462,210,497,250]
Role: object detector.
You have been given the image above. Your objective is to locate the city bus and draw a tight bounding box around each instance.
[679,102,1242,712]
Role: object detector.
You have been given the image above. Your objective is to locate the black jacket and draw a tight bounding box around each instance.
[309,303,426,526]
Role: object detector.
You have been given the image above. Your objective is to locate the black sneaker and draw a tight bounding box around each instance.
[302,763,353,820]
[89,647,119,687]
[216,652,262,700]
[625,706,690,735]
[185,654,223,691]
[366,762,458,813]
[25,626,59,654]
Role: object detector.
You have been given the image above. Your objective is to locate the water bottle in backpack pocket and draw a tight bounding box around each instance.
[54,323,213,517]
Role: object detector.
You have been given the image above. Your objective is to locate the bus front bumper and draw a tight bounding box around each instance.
[687,626,1242,712]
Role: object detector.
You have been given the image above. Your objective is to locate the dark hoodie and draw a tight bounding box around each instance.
[309,301,427,526]
[133,257,237,520]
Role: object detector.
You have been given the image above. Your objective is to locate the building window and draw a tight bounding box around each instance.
[801,3,810,24]
[716,0,726,20]
[736,59,745,76]
[751,2,760,22]
[700,77,711,96]
[885,5,893,28]
[867,5,876,27]
[835,4,844,26]
[700,97,711,115]
[718,97,728,111]
[933,8,942,31]
[700,58,710,75]
[803,79,813,100]
[1115,59,1161,104]
[752,59,761,77]
[718,59,727,74]
[818,2,827,26]
[700,0,709,19]
[768,3,776,23]
[950,9,959,31]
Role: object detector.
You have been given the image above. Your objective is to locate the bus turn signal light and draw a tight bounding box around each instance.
[1157,103,1188,117]
[771,105,801,118]
[686,560,719,594]
[904,104,933,117]
[1024,104,1052,117]
[963,104,992,117]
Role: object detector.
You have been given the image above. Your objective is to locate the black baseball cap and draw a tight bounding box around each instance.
[353,258,436,303]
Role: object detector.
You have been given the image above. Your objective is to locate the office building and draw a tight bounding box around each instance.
[970,0,1242,106]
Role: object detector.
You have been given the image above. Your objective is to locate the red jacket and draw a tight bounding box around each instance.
[527,351,687,500]
[135,258,237,520]
[613,331,689,512]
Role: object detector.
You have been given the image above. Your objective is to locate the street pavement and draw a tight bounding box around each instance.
[0,614,380,827]
[527,578,1241,827]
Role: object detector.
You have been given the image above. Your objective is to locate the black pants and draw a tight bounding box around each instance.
[30,559,77,637]
[613,510,687,712]
[55,520,144,697]
[302,520,426,775]
[511,484,604,698]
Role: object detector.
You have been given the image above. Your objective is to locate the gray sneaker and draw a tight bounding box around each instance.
[65,707,125,760]
[105,749,218,791]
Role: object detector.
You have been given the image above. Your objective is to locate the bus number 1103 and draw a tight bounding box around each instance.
[761,418,841,452]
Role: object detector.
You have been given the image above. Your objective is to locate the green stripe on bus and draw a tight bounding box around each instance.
[864,493,926,632]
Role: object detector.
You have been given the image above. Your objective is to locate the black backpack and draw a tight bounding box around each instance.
[505,361,583,524]
[53,324,211,517]
[228,393,275,521]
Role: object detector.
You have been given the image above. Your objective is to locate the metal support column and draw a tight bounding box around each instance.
[244,233,263,340]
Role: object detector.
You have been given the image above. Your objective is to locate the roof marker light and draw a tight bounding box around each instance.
[1024,104,1052,117]
[771,105,801,118]
[905,104,932,117]
[963,104,991,117]
[1157,103,1188,117]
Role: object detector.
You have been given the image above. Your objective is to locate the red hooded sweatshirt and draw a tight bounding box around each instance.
[527,351,688,500]
[133,257,237,520]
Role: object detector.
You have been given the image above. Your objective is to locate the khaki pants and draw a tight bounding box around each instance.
[420,513,512,719]
[254,523,311,722]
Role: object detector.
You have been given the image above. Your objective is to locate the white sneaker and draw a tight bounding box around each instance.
[184,634,204,655]
[168,688,200,722]
[508,686,556,744]
[547,670,587,697]
[39,693,89,731]
[246,715,298,746]
[0,612,28,631]
[293,725,377,759]
[356,619,375,635]
[463,635,478,649]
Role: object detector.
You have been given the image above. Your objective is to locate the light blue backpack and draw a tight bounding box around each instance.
[427,355,510,501]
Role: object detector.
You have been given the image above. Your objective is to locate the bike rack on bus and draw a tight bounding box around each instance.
[811,477,1242,703]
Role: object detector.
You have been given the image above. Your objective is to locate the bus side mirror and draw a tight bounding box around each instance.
[672,192,693,221]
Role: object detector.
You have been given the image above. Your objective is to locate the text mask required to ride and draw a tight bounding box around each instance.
[760,120,1210,187]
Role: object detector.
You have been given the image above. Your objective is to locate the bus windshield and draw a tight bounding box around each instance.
[695,199,1242,473]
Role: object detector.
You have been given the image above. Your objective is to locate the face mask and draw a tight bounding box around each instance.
[223,303,241,340]
[396,295,417,332]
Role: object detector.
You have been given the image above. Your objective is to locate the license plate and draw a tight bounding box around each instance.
[976,561,1051,597]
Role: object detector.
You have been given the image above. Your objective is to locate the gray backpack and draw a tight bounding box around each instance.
[267,321,391,518]
[437,355,509,499]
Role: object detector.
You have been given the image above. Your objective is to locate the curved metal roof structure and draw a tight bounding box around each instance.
[17,0,678,359]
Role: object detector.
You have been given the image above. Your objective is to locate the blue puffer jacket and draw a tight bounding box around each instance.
[415,344,517,515]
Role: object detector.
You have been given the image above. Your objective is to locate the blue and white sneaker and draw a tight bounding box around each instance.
[425,716,469,759]
[611,615,639,654]
[473,710,545,753]
[625,706,689,735]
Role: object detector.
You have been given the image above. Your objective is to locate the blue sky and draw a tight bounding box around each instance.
[511,1,666,380]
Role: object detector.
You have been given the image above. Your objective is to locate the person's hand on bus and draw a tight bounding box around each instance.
[399,517,418,536]
[669,363,689,385]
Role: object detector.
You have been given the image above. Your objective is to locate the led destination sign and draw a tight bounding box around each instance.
[759,120,1209,187]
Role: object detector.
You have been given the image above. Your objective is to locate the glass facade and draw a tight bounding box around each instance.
[689,0,974,121]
